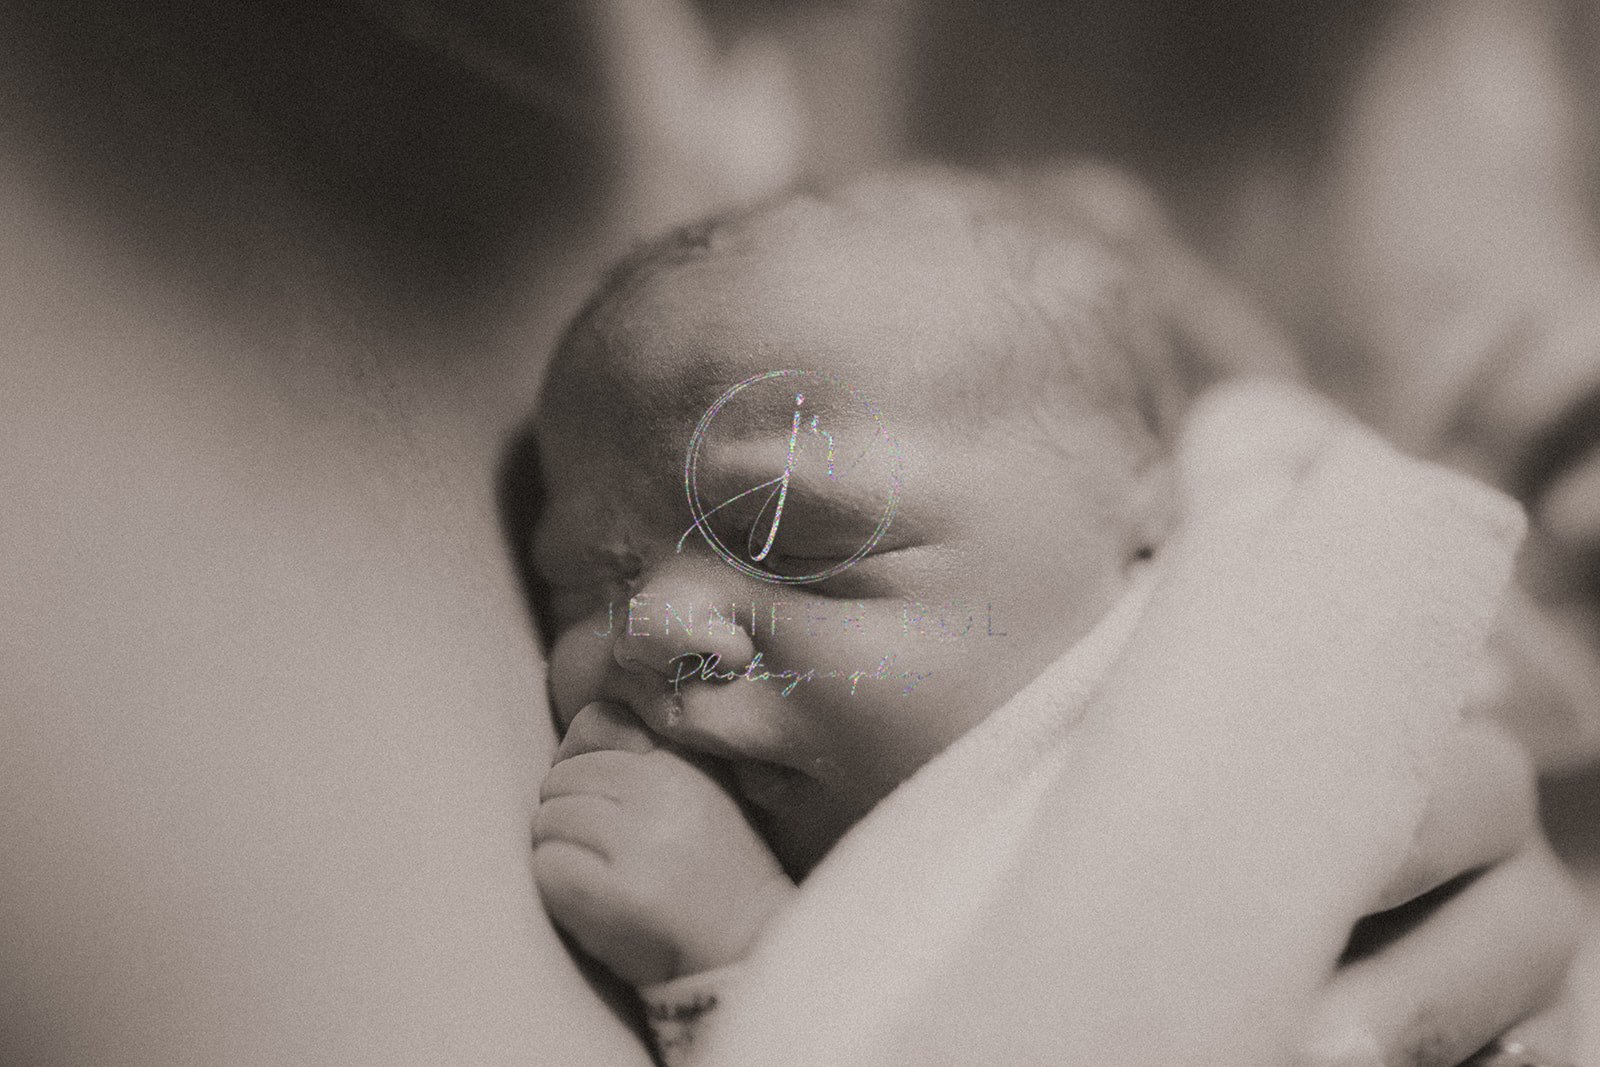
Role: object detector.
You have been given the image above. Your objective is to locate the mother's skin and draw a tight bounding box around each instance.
[0,5,660,1060]
[0,161,650,1066]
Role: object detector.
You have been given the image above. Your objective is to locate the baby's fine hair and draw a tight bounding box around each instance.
[556,163,1300,457]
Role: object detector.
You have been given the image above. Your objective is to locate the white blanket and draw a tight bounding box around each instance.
[695,379,1527,1065]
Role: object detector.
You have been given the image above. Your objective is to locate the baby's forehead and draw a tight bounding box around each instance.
[540,173,1146,451]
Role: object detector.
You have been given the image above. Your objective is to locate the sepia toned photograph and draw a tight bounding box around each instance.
[4,2,1600,1064]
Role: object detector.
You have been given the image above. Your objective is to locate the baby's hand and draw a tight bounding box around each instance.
[533,701,797,988]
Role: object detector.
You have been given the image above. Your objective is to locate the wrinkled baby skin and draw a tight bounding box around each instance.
[529,170,1183,985]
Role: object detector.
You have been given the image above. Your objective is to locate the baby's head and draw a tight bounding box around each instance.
[525,166,1267,874]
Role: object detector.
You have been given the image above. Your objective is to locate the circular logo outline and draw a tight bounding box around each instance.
[683,369,903,585]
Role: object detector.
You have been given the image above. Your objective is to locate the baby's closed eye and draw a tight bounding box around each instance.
[757,542,938,600]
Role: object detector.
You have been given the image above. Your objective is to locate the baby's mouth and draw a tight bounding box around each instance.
[733,759,810,811]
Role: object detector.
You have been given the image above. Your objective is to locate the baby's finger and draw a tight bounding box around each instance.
[532,794,624,860]
[530,841,679,988]
[1371,720,1535,914]
[1302,841,1581,1067]
[555,700,659,763]
[540,749,642,803]
[531,839,611,902]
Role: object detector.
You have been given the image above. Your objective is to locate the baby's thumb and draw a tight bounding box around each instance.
[554,701,660,763]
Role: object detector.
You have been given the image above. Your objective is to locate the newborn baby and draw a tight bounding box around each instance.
[524,165,1294,1057]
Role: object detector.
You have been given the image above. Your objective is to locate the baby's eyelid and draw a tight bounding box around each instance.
[778,541,913,563]
[771,542,927,593]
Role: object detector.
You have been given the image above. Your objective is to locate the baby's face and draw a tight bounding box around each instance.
[531,183,1169,873]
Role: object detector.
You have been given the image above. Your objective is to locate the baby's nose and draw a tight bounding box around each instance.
[611,558,758,681]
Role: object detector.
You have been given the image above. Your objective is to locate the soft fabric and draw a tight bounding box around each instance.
[690,378,1527,1065]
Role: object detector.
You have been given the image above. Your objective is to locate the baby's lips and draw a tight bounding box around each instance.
[553,700,661,763]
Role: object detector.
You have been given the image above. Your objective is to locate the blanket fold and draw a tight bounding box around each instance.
[697,379,1527,1066]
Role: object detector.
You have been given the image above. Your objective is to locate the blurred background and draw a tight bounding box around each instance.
[4,1,1590,417]
[0,1,1408,388]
